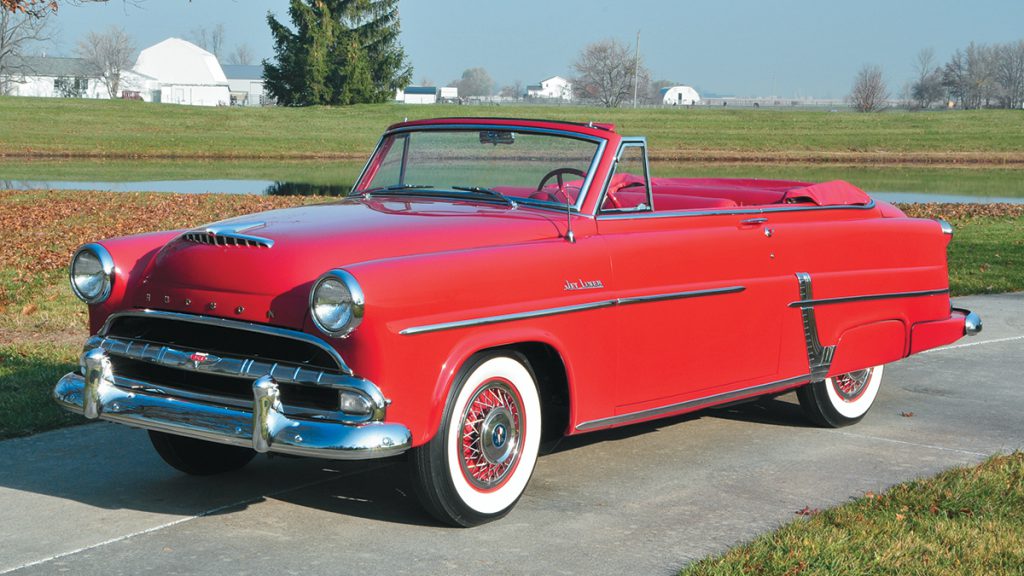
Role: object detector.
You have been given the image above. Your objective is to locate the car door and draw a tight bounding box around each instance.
[595,140,791,411]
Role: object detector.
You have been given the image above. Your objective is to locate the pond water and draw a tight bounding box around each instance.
[2,160,1023,203]
[3,178,1023,204]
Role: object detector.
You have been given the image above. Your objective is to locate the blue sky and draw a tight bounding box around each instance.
[50,0,1024,98]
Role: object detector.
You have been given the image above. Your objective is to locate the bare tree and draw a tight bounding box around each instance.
[228,43,253,66]
[966,42,998,108]
[649,79,675,104]
[849,64,889,112]
[573,38,649,108]
[76,25,135,98]
[452,67,493,98]
[994,40,1024,109]
[942,49,967,108]
[189,22,225,58]
[498,80,526,100]
[0,9,49,94]
[910,48,943,110]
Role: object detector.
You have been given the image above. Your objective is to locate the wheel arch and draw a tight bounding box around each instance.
[423,331,574,447]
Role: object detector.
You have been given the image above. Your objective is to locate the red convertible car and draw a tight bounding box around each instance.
[55,117,980,526]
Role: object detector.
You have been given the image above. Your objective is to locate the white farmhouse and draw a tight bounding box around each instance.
[222,64,268,106]
[660,85,701,106]
[133,38,230,106]
[2,56,108,99]
[526,76,572,101]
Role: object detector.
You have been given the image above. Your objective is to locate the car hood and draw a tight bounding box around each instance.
[132,197,562,327]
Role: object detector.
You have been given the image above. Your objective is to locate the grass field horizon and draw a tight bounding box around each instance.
[2,97,1024,165]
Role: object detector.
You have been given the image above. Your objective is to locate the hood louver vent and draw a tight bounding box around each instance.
[181,222,274,249]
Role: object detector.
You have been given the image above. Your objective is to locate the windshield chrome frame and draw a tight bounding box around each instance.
[353,124,608,214]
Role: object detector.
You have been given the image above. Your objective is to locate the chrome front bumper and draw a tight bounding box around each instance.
[53,348,412,460]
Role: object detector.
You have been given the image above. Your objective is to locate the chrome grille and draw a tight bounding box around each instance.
[93,312,363,415]
[94,335,348,389]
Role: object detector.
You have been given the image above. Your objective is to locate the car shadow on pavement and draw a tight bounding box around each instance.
[706,394,816,428]
[542,393,812,456]
[0,393,814,528]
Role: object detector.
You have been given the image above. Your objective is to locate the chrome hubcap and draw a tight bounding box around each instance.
[833,368,872,401]
[459,381,522,490]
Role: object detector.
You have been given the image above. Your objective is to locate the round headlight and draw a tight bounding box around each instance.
[310,270,364,337]
[70,244,115,304]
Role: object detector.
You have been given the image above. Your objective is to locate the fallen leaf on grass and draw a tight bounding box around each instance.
[21,303,37,316]
[795,506,820,517]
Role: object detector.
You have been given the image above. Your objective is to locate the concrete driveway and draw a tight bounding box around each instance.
[1,293,1021,576]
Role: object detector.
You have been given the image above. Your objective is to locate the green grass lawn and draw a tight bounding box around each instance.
[2,97,1023,161]
[681,452,1024,576]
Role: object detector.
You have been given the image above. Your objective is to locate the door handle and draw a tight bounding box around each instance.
[740,217,767,225]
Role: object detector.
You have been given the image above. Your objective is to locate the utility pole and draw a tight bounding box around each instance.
[632,29,641,109]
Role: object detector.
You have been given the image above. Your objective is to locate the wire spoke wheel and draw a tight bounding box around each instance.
[459,380,523,490]
[798,365,884,428]
[410,352,542,527]
[832,368,873,402]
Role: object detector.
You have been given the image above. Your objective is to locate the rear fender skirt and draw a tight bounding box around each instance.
[828,319,907,377]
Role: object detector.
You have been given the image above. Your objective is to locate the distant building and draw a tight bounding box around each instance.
[660,85,701,106]
[399,86,438,104]
[222,64,268,106]
[526,76,572,101]
[438,86,458,101]
[133,38,230,106]
[2,56,108,99]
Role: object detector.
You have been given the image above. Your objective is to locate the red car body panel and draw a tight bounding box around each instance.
[79,118,969,450]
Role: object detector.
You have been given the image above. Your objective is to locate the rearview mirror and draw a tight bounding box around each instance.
[479,130,515,145]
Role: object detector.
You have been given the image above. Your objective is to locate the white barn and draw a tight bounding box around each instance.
[526,76,572,101]
[661,85,701,106]
[134,38,230,106]
[399,86,438,104]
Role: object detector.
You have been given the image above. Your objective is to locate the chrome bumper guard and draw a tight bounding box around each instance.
[958,308,983,336]
[53,348,412,460]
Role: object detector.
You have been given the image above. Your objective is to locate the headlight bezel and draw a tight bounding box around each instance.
[309,269,365,338]
[69,243,115,304]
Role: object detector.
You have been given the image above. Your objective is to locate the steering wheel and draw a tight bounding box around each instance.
[604,180,644,210]
[535,168,586,203]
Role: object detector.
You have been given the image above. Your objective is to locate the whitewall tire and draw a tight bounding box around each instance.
[797,365,884,428]
[410,351,542,527]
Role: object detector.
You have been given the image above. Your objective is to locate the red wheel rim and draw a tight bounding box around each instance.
[458,378,524,492]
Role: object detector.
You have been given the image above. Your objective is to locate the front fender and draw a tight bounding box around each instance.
[86,230,185,333]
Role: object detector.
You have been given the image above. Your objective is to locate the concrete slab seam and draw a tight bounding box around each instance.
[920,335,1024,354]
[828,430,989,457]
[0,466,382,575]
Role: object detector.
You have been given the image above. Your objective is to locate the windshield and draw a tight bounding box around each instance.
[356,128,602,209]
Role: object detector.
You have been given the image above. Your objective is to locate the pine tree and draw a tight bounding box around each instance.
[263,0,412,106]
